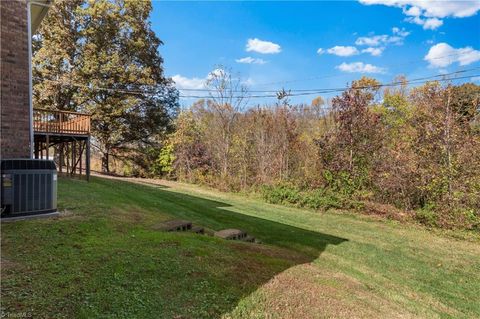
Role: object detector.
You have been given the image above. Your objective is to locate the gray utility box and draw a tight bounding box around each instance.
[1,159,57,218]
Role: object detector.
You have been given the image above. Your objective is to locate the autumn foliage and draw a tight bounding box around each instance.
[162,76,479,230]
[32,1,478,230]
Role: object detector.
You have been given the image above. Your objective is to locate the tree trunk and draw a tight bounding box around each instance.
[444,89,452,197]
[102,152,110,173]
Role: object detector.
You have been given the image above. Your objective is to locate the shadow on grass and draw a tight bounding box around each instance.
[2,176,348,318]
[91,176,347,255]
[95,176,348,316]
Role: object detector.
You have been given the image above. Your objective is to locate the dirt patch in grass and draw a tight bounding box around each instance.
[58,209,85,221]
[1,258,21,273]
[226,263,419,319]
[217,242,314,296]
[0,258,27,285]
[109,208,146,224]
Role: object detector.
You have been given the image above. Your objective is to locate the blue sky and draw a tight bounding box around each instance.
[151,1,480,105]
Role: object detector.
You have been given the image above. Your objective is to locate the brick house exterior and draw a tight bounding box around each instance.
[0,0,31,159]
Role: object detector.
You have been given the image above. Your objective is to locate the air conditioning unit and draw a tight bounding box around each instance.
[1,159,57,218]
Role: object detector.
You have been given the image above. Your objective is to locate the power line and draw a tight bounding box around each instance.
[252,52,479,88]
[178,75,478,99]
[176,67,480,93]
[34,68,479,100]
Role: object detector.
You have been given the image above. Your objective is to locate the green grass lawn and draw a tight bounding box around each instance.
[1,176,479,318]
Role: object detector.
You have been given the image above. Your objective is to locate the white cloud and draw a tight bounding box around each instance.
[392,26,410,37]
[423,18,444,30]
[359,0,480,30]
[424,42,480,68]
[360,0,480,18]
[235,56,267,64]
[336,62,386,74]
[318,45,383,57]
[356,35,388,46]
[246,38,281,54]
[403,5,421,17]
[208,68,227,79]
[362,47,384,56]
[321,28,406,57]
[172,69,230,92]
[172,74,205,90]
[471,76,480,82]
[355,28,408,47]
[406,16,443,30]
[327,45,359,56]
[242,78,255,86]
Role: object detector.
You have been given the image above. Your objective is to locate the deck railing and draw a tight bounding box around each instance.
[33,108,91,135]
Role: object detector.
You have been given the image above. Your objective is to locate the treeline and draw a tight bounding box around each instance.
[153,74,480,230]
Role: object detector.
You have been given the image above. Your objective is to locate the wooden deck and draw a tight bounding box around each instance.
[33,108,91,136]
[33,108,91,180]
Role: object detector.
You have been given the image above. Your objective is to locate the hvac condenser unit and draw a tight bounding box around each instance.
[1,159,57,218]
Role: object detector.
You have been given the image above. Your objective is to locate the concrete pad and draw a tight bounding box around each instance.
[1,211,59,222]
[214,228,246,240]
[154,220,192,232]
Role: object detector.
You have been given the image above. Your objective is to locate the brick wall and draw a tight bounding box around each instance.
[0,0,31,159]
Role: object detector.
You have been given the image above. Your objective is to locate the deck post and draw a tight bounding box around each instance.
[86,136,91,181]
[66,143,70,174]
[59,144,63,173]
[46,134,49,160]
[72,140,76,176]
[79,140,83,179]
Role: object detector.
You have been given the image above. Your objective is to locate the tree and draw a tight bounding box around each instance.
[372,80,419,208]
[311,96,324,110]
[169,109,212,182]
[408,82,479,213]
[318,77,383,193]
[450,83,480,126]
[33,0,178,172]
[203,66,248,183]
[33,0,84,111]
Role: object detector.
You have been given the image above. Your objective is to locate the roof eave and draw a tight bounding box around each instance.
[30,0,52,34]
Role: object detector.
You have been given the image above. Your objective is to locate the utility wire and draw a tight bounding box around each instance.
[176,67,480,93]
[252,52,479,88]
[34,74,477,99]
[180,75,478,99]
[34,71,479,99]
